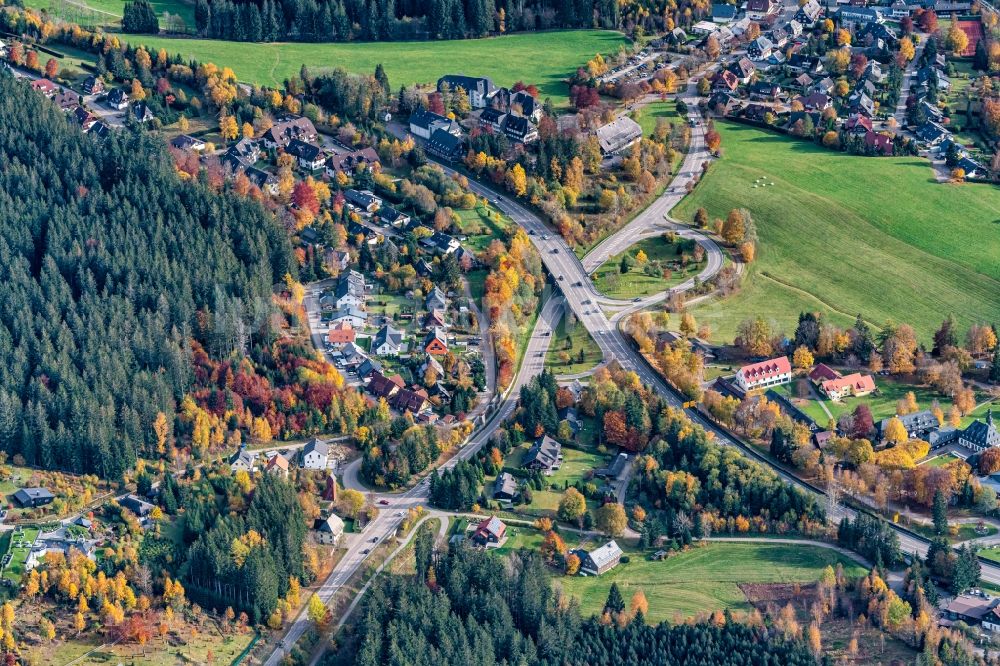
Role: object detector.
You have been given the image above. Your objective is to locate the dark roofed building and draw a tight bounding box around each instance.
[262,115,317,149]
[493,472,519,501]
[958,410,1000,452]
[426,128,465,160]
[437,75,496,108]
[471,516,507,545]
[523,435,562,472]
[286,138,325,170]
[12,487,55,508]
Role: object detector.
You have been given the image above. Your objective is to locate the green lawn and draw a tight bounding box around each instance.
[776,376,960,428]
[672,123,1000,342]
[2,527,40,585]
[631,100,681,138]
[920,453,964,468]
[592,235,704,299]
[493,524,547,556]
[24,0,196,28]
[545,309,603,375]
[455,205,512,254]
[117,30,627,104]
[560,542,867,623]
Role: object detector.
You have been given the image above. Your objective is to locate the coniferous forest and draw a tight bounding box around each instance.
[193,0,622,43]
[349,545,819,666]
[0,73,293,478]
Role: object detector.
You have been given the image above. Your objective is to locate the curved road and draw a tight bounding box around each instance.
[267,72,1000,665]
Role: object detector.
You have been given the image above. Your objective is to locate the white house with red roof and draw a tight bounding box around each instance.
[820,373,876,400]
[734,356,792,392]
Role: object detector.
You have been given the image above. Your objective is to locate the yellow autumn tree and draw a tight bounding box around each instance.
[506,164,527,196]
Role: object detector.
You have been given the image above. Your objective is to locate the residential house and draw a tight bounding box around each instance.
[796,0,823,24]
[864,131,894,155]
[378,205,411,228]
[712,3,737,22]
[734,357,792,392]
[577,540,624,575]
[171,134,207,152]
[471,516,507,546]
[130,101,154,123]
[426,286,448,311]
[749,81,782,101]
[82,75,104,95]
[838,5,884,25]
[849,91,875,117]
[844,114,873,135]
[595,453,629,480]
[373,324,405,356]
[500,114,538,143]
[30,78,58,97]
[327,322,356,346]
[331,306,367,328]
[312,514,345,545]
[265,453,290,478]
[714,69,740,92]
[12,487,55,508]
[796,92,832,111]
[794,73,814,89]
[890,0,909,17]
[426,128,465,160]
[957,156,984,178]
[421,231,461,255]
[368,371,404,399]
[419,355,444,380]
[392,387,429,414]
[301,438,330,469]
[356,357,384,380]
[106,87,129,110]
[262,115,317,149]
[594,116,643,155]
[120,494,155,518]
[230,447,258,473]
[285,138,324,171]
[230,137,261,164]
[87,121,111,141]
[877,410,941,441]
[729,57,756,83]
[493,472,519,502]
[425,309,448,329]
[942,595,997,627]
[864,60,886,83]
[746,0,778,19]
[747,36,774,61]
[333,274,365,309]
[523,435,562,472]
[820,373,877,400]
[73,106,97,130]
[325,147,380,179]
[329,249,351,270]
[344,188,382,213]
[509,90,541,121]
[340,342,369,368]
[812,77,835,95]
[424,327,449,355]
[53,89,79,111]
[437,75,496,109]
[245,167,279,196]
[915,120,950,147]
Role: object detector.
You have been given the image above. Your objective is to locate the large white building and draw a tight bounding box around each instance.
[734,356,792,392]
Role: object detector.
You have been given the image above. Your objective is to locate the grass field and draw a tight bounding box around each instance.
[454,204,512,254]
[920,453,964,468]
[24,0,196,28]
[545,309,603,375]
[560,542,866,623]
[592,235,704,299]
[117,30,628,104]
[672,123,1000,341]
[631,100,682,138]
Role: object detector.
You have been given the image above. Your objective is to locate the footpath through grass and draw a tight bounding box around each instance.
[560,541,866,623]
[24,0,196,27]
[672,122,1000,341]
[118,30,628,104]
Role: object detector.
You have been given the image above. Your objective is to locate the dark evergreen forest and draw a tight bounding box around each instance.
[194,0,621,42]
[349,544,820,665]
[0,73,293,478]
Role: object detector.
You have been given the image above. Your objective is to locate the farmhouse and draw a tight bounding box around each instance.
[471,516,507,546]
[12,487,55,508]
[734,357,792,392]
[942,595,997,627]
[437,75,496,109]
[577,540,624,575]
[523,434,562,472]
[302,438,330,469]
[312,514,345,545]
[594,116,643,155]
[373,324,405,356]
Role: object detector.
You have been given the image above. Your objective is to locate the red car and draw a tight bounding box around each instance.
[378,499,390,505]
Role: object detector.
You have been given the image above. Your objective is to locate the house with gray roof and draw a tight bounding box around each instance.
[373,324,405,356]
[493,472,519,502]
[302,438,330,469]
[594,116,643,155]
[12,487,55,508]
[523,435,562,472]
[577,540,623,575]
[958,410,1000,452]
[437,75,496,108]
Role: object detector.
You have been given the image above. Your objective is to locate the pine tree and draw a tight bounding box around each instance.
[604,582,625,615]
[932,489,948,536]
